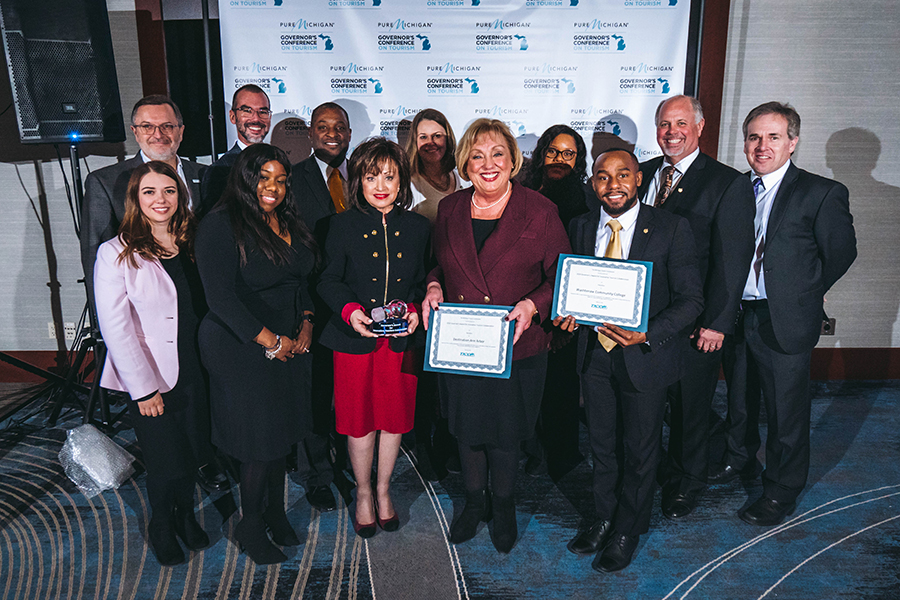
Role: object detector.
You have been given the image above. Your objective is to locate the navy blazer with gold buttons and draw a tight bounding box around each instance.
[317,205,431,355]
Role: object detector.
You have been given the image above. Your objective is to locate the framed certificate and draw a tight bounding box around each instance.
[423,303,514,379]
[552,254,653,332]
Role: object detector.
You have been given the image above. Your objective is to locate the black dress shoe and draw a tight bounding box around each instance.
[197,463,229,493]
[739,496,795,526]
[708,461,761,485]
[593,533,639,573]
[306,485,337,511]
[174,506,210,551]
[567,519,612,555]
[662,491,700,519]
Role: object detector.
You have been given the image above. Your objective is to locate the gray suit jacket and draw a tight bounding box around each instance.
[757,162,857,354]
[81,155,205,304]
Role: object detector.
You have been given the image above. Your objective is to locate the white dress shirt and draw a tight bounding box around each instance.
[742,159,792,300]
[315,155,349,194]
[594,201,640,259]
[641,147,700,205]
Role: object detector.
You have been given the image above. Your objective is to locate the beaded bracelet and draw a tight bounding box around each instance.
[264,335,282,360]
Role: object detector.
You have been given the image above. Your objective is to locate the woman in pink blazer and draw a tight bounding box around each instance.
[94,161,210,566]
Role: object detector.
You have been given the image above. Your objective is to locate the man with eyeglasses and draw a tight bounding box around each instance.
[199,84,272,216]
[80,95,228,493]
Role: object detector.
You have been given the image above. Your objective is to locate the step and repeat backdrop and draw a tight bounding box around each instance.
[217,0,693,167]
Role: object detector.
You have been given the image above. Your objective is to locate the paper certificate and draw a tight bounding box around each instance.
[552,254,652,332]
[423,304,514,379]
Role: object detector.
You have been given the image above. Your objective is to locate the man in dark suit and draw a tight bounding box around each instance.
[717,102,856,526]
[198,84,272,215]
[557,149,703,572]
[288,102,353,511]
[80,95,227,493]
[637,96,756,519]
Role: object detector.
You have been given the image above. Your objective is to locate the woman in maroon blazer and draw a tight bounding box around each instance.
[422,119,571,553]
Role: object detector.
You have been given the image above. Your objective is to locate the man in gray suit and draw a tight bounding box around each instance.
[81,95,205,298]
[80,95,227,493]
[718,102,857,526]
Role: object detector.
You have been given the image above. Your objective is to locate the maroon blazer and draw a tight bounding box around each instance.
[427,182,571,360]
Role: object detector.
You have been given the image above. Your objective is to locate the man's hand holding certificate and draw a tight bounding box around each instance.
[551,254,652,332]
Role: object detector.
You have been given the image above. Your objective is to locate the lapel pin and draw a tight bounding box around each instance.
[643,228,649,234]
[677,188,683,193]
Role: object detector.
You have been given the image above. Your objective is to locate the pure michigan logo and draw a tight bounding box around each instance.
[426,76,479,95]
[573,33,627,52]
[331,76,384,95]
[619,76,670,95]
[475,19,530,52]
[280,21,335,52]
[523,77,576,95]
[377,21,433,52]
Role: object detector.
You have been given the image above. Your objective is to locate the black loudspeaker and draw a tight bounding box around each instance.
[0,0,125,144]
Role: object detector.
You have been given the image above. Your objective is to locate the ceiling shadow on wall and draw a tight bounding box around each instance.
[825,127,900,358]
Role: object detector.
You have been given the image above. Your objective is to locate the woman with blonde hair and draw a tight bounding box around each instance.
[406,108,468,223]
[422,119,570,553]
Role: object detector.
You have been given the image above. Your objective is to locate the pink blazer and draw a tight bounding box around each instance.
[93,237,179,399]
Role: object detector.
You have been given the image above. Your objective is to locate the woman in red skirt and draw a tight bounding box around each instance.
[317,137,430,537]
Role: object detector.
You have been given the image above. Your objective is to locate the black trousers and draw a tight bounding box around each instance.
[299,342,336,488]
[581,341,667,537]
[664,344,722,495]
[722,301,811,503]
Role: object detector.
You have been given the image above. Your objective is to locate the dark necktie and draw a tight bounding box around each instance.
[654,165,677,207]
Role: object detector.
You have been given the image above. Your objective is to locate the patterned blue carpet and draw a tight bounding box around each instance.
[0,380,898,599]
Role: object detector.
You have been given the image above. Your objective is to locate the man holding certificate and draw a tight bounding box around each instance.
[555,149,703,572]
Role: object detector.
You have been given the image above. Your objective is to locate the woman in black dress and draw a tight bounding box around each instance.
[94,161,209,566]
[317,138,430,537]
[195,144,318,565]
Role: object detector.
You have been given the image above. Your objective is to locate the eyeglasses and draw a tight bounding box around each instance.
[134,123,179,135]
[545,147,577,160]
[234,106,272,118]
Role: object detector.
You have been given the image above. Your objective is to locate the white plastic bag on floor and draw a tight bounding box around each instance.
[58,424,135,498]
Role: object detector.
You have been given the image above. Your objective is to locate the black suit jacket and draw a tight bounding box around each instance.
[757,163,856,354]
[317,206,431,354]
[638,153,755,335]
[291,154,341,240]
[198,142,242,218]
[81,155,205,301]
[571,204,704,392]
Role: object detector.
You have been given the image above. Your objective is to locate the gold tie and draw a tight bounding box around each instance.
[599,219,623,352]
[327,167,346,213]
[654,165,676,207]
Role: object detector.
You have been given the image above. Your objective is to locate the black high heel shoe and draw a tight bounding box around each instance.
[174,506,210,551]
[234,515,287,564]
[374,498,399,532]
[149,516,185,566]
[263,506,301,546]
[449,489,491,544]
[354,495,377,538]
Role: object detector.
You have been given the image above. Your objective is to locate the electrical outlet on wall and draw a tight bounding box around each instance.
[48,322,56,339]
[64,322,77,341]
